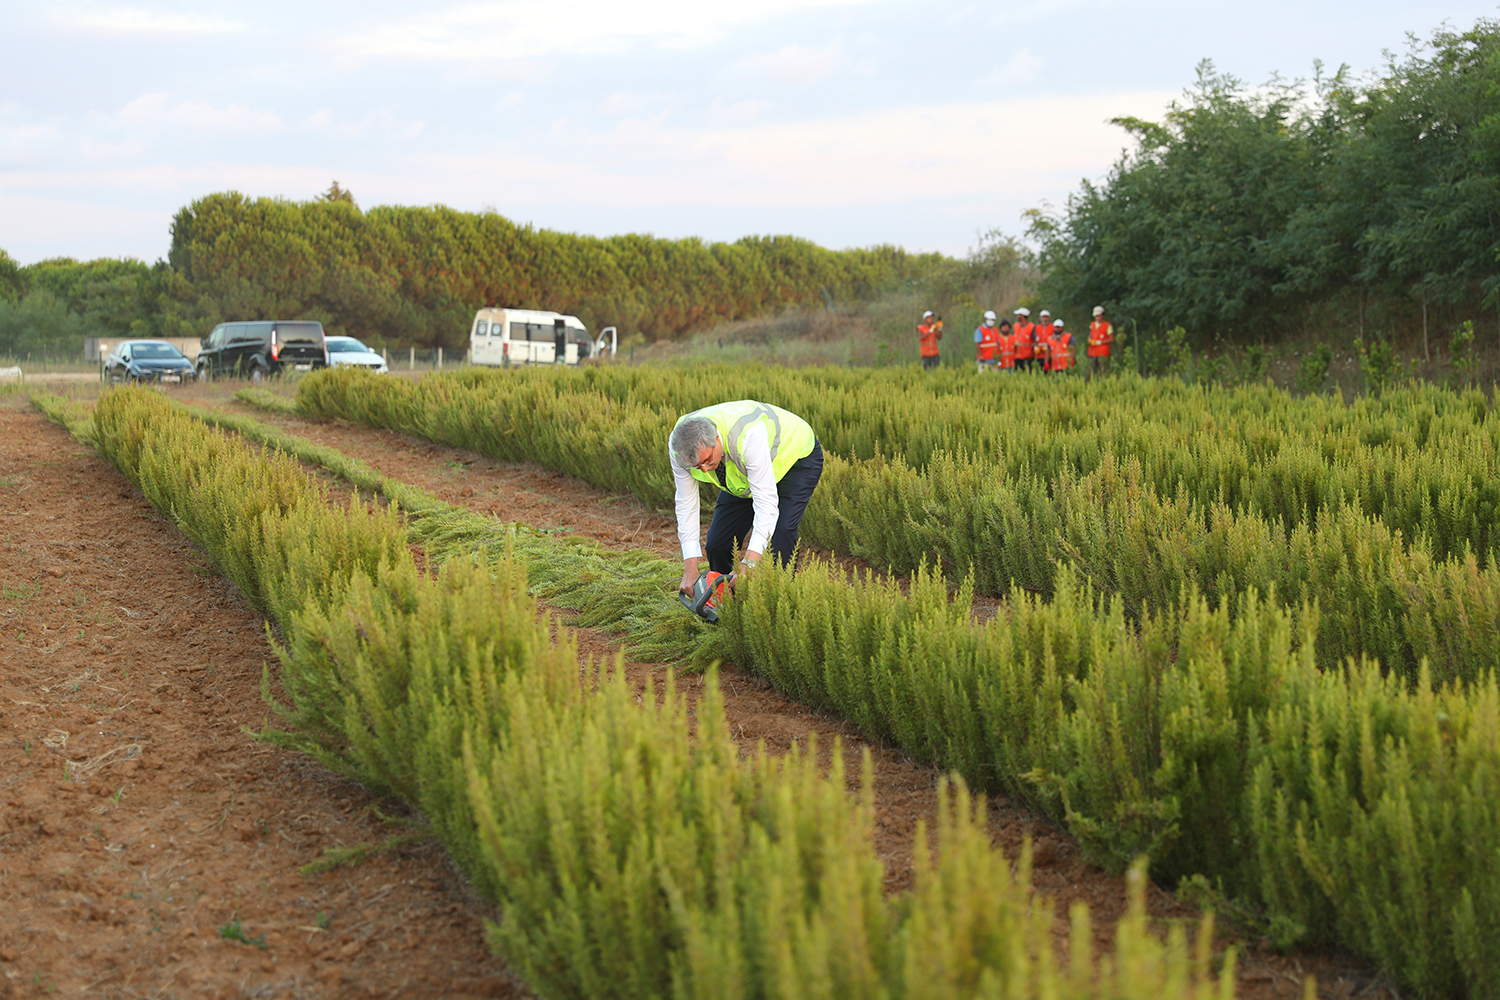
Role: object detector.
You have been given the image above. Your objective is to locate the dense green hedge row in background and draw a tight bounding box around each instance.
[56,386,1237,1000]
[295,365,1500,685]
[165,192,940,346]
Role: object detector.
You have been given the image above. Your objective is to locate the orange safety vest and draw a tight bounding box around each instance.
[997,331,1016,368]
[1088,319,1114,358]
[1049,331,1076,370]
[1013,320,1035,359]
[918,321,942,358]
[1035,334,1051,369]
[977,324,1000,360]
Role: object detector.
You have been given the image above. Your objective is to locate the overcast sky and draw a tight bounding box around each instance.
[1,2,1493,265]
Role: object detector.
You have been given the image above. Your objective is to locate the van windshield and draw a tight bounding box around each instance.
[277,323,323,344]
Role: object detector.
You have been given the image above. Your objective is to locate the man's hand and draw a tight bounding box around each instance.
[740,549,762,571]
[680,559,699,595]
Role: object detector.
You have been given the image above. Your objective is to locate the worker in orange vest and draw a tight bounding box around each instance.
[1087,305,1114,379]
[1012,308,1036,371]
[1047,319,1076,373]
[997,319,1017,370]
[974,310,1000,373]
[1035,309,1054,371]
[917,310,943,371]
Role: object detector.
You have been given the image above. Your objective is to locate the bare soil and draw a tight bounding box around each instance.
[0,382,1396,999]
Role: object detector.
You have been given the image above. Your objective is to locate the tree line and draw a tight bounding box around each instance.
[0,192,944,354]
[1028,18,1500,359]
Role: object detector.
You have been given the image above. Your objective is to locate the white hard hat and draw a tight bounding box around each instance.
[1092,305,1105,317]
[922,310,934,319]
[1014,307,1030,317]
[983,310,996,321]
[1039,309,1051,317]
[1054,318,1064,328]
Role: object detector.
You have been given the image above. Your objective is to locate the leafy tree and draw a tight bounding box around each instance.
[1032,62,1323,342]
[1031,17,1500,352]
[321,180,356,205]
[0,249,25,303]
[0,291,87,356]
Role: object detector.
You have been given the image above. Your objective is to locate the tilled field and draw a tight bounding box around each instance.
[0,382,1397,999]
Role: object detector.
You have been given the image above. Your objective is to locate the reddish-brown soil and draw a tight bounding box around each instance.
[0,379,1397,999]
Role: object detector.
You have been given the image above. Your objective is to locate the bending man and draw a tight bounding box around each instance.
[669,400,823,594]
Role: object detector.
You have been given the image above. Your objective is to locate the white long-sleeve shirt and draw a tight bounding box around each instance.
[671,422,780,561]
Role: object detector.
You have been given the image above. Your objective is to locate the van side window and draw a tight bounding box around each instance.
[475,320,488,336]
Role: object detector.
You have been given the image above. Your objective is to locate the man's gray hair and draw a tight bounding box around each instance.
[671,416,719,468]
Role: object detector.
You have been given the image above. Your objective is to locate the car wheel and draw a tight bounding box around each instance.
[196,362,211,382]
[249,363,269,383]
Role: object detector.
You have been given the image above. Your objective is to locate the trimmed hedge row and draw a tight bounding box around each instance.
[53,387,1236,1000]
[720,558,1500,998]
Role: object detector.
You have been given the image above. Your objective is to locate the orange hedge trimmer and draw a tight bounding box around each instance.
[679,570,733,623]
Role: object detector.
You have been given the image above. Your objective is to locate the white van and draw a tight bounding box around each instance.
[469,307,616,366]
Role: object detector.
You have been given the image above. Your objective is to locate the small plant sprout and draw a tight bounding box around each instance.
[219,920,268,948]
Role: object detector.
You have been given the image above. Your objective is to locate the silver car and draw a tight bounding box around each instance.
[324,336,389,374]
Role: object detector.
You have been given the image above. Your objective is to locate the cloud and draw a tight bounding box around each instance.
[735,42,846,86]
[108,93,284,134]
[706,98,771,124]
[116,92,170,124]
[331,0,881,64]
[168,101,283,133]
[0,122,64,164]
[399,88,1176,210]
[601,92,646,115]
[51,6,247,35]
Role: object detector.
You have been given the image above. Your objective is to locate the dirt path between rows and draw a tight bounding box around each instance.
[0,399,519,1000]
[0,382,1395,999]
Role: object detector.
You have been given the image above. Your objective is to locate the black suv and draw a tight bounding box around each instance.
[196,320,329,381]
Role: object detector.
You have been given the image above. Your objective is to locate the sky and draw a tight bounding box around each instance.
[1,1,1495,265]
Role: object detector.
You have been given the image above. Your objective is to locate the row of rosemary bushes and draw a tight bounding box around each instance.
[295,365,1500,686]
[250,375,1500,998]
[721,558,1500,1000]
[65,386,1236,1000]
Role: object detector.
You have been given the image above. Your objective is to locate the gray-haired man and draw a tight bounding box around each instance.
[668,400,823,595]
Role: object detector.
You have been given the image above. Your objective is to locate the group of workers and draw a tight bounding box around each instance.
[917,306,1115,377]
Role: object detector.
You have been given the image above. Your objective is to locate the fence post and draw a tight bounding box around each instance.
[437,346,443,370]
[409,346,415,371]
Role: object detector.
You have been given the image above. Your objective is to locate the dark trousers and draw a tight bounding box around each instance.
[921,355,940,371]
[705,441,824,574]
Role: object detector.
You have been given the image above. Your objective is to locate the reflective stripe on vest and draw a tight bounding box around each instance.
[1050,333,1074,368]
[674,401,815,497]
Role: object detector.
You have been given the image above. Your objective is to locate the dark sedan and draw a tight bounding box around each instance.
[104,340,197,385]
